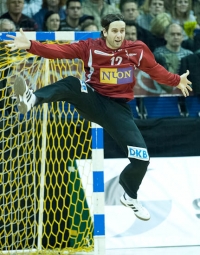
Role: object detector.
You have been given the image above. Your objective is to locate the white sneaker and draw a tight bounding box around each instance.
[120,193,150,221]
[14,76,35,114]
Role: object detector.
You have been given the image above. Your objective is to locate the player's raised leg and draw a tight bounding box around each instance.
[100,100,151,221]
[14,76,37,114]
[120,192,150,221]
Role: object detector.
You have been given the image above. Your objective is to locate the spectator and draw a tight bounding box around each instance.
[81,20,98,31]
[119,0,140,22]
[153,23,193,92]
[22,0,42,18]
[60,0,82,31]
[79,14,95,29]
[150,11,194,51]
[33,0,66,31]
[43,10,60,31]
[0,0,38,31]
[82,0,120,30]
[125,20,137,41]
[137,0,166,31]
[168,0,198,39]
[0,19,16,115]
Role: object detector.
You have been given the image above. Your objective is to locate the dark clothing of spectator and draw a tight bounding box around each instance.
[135,24,165,52]
[60,19,80,31]
[192,33,200,52]
[0,12,38,31]
[179,53,200,95]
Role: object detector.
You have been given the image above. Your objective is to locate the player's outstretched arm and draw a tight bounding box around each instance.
[4,28,31,51]
[176,70,192,97]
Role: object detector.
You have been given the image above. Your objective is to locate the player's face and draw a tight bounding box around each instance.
[103,21,126,49]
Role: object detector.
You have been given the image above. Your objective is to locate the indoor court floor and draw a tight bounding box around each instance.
[76,246,200,255]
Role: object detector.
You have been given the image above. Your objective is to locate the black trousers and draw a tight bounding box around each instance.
[34,76,150,199]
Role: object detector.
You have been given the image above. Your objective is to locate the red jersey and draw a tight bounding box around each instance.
[28,38,180,101]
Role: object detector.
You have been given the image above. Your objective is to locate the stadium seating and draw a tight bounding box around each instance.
[142,96,182,118]
[185,95,200,117]
[128,98,142,119]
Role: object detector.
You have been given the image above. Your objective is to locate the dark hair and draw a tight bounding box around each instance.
[79,15,94,25]
[81,20,98,31]
[66,0,81,8]
[119,0,138,12]
[43,11,60,31]
[100,14,125,38]
[42,0,64,9]
[125,20,137,27]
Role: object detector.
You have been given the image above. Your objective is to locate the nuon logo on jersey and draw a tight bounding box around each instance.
[100,67,133,84]
[127,146,149,161]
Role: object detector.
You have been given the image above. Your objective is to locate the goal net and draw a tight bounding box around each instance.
[0,32,104,255]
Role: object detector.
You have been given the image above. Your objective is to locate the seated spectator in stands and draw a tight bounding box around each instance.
[153,23,193,92]
[119,0,140,22]
[168,0,198,40]
[43,10,60,31]
[125,20,137,41]
[33,0,65,31]
[82,0,120,31]
[0,0,38,31]
[0,19,16,115]
[22,0,42,18]
[81,20,98,31]
[151,11,194,52]
[137,0,166,31]
[60,0,82,31]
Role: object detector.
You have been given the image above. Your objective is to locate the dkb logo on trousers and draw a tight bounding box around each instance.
[100,67,133,84]
[127,146,149,161]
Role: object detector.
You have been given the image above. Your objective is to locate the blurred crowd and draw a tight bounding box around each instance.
[0,0,200,94]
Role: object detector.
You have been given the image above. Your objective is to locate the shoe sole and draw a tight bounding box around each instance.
[120,200,150,221]
[14,76,28,114]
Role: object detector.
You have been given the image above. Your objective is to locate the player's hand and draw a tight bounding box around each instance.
[176,70,192,97]
[4,28,31,51]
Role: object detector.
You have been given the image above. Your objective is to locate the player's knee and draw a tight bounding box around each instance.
[63,76,78,83]
[62,76,79,89]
